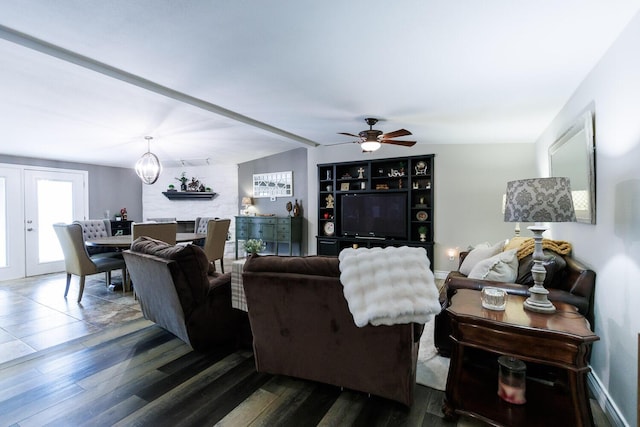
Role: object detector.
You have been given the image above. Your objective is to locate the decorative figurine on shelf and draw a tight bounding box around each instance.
[325,194,334,209]
[286,201,293,216]
[176,172,188,191]
[293,199,301,217]
[357,167,365,179]
[326,170,332,180]
[187,177,200,192]
[120,208,127,221]
[415,161,428,175]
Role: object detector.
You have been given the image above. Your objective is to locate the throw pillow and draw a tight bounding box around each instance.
[468,249,518,282]
[459,240,506,276]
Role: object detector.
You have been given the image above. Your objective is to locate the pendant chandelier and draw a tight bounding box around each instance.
[135,136,162,185]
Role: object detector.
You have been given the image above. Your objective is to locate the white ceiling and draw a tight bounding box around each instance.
[0,1,639,168]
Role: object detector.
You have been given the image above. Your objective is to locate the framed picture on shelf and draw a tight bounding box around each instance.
[340,183,350,191]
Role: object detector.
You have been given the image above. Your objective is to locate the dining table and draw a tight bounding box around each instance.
[85,232,206,292]
[85,232,206,249]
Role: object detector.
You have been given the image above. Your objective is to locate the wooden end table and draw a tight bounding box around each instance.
[443,289,599,427]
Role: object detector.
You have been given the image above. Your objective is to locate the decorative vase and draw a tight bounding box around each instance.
[293,199,301,217]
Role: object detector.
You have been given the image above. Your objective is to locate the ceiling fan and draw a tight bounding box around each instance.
[338,118,417,152]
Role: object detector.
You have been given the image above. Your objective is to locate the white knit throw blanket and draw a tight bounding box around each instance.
[338,246,441,327]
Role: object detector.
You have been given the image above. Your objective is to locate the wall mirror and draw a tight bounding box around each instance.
[253,171,293,198]
[549,110,596,224]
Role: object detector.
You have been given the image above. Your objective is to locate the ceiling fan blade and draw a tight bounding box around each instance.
[380,139,417,147]
[338,132,361,138]
[381,129,412,139]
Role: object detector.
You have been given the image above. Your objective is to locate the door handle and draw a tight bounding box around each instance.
[27,228,34,231]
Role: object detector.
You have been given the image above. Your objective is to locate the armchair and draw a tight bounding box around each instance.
[123,236,245,351]
[242,254,424,406]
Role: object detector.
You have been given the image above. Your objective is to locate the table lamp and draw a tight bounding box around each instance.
[241,196,253,215]
[503,177,576,313]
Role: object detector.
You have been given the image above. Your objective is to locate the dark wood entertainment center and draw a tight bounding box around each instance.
[316,154,434,266]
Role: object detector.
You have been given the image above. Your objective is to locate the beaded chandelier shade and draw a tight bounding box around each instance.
[135,136,162,185]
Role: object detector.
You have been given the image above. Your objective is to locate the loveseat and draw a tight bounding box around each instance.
[123,236,247,352]
[242,254,425,406]
[434,241,595,356]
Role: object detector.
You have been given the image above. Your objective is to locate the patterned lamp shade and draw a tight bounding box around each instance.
[241,196,253,206]
[504,177,576,223]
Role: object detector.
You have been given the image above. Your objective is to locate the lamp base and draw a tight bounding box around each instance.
[523,285,556,314]
[523,223,556,314]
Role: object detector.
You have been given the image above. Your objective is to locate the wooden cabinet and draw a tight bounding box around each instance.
[317,155,434,267]
[110,220,132,236]
[235,216,302,258]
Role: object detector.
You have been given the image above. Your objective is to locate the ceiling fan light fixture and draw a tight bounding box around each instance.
[135,136,162,185]
[360,140,381,152]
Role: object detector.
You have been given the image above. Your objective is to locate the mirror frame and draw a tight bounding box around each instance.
[548,109,596,224]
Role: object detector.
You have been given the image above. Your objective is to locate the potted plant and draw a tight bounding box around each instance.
[244,239,265,257]
[418,226,427,242]
[167,184,176,192]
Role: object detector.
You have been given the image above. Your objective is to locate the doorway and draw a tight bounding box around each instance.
[0,165,88,280]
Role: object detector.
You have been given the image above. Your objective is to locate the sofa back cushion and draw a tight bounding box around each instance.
[130,236,210,314]
[516,249,567,289]
[243,254,340,278]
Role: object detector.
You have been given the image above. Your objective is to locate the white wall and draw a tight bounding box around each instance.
[535,12,640,426]
[307,142,536,274]
[142,164,239,258]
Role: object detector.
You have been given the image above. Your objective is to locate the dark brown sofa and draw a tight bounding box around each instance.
[242,254,425,406]
[434,249,595,356]
[123,236,247,352]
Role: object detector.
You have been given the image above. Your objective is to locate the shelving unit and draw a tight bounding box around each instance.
[317,154,434,266]
[162,191,217,200]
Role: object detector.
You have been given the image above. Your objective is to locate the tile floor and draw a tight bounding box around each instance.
[0,270,142,364]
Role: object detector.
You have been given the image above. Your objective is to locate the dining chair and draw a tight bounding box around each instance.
[53,223,127,302]
[194,216,219,234]
[131,222,177,245]
[202,218,231,273]
[73,219,120,257]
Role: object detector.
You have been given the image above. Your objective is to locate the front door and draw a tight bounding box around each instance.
[0,166,24,281]
[24,169,87,276]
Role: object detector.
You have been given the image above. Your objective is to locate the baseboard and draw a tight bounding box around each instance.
[588,370,629,427]
[434,270,449,280]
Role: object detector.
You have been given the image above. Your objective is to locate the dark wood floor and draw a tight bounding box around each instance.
[0,272,611,427]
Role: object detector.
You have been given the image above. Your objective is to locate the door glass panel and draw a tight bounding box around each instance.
[37,179,73,263]
[0,177,6,268]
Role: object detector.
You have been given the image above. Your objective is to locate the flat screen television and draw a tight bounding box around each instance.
[340,193,407,239]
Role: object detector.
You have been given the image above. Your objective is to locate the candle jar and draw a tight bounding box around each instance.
[498,356,526,404]
[481,287,506,311]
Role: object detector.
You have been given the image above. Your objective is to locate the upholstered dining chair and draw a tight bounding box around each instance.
[73,219,118,256]
[53,223,127,302]
[194,216,219,234]
[202,218,231,273]
[131,222,177,245]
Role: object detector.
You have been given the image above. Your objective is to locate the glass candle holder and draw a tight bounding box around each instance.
[498,356,526,404]
[481,287,506,311]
